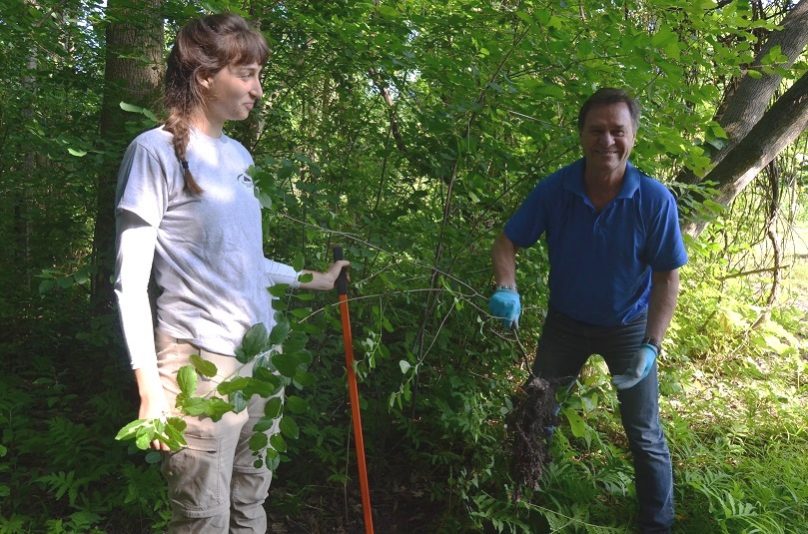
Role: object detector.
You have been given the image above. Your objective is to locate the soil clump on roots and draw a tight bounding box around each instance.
[508,376,558,498]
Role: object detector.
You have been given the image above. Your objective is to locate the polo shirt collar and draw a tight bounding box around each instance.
[562,158,641,199]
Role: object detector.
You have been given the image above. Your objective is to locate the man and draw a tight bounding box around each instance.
[489,88,687,533]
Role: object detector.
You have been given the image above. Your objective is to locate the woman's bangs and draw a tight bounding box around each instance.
[227,31,269,66]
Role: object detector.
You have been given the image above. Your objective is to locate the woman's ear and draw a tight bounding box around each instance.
[196,71,212,90]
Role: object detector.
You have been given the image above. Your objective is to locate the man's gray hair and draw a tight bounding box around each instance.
[577,88,641,132]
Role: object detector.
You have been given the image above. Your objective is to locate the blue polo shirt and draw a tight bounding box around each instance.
[504,159,687,327]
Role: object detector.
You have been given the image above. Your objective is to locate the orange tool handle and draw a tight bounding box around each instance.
[334,247,374,534]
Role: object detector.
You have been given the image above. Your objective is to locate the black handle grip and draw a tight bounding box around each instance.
[333,246,348,295]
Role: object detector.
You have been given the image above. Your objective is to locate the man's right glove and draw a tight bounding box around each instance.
[488,287,521,329]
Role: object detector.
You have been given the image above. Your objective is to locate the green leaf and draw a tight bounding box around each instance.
[230,390,248,413]
[284,332,307,354]
[293,369,315,388]
[145,451,162,464]
[253,417,277,433]
[255,189,272,210]
[297,272,313,284]
[269,319,290,346]
[236,323,270,363]
[264,397,283,418]
[67,148,87,157]
[135,430,152,451]
[266,453,280,471]
[399,360,412,374]
[270,433,287,453]
[115,419,146,441]
[563,408,586,438]
[292,252,305,272]
[709,122,728,139]
[651,26,677,48]
[376,4,398,18]
[164,418,187,450]
[206,398,233,422]
[279,416,300,440]
[179,396,208,416]
[119,101,158,122]
[191,354,218,378]
[253,358,276,377]
[296,349,313,366]
[177,366,198,397]
[217,377,252,395]
[285,395,308,414]
[268,284,288,298]
[277,159,295,180]
[253,364,281,384]
[245,378,282,398]
[249,432,268,451]
[272,352,299,377]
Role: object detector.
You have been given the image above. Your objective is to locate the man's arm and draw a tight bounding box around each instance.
[645,269,680,344]
[492,233,519,288]
[612,269,680,390]
[489,233,521,328]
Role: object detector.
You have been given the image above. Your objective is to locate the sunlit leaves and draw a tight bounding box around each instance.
[190,354,217,378]
[177,366,197,397]
[114,416,187,452]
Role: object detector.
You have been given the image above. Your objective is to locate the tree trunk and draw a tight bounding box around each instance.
[90,0,163,317]
[683,70,808,237]
[19,50,37,296]
[680,0,808,184]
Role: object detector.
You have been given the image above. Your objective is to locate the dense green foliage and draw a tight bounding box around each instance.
[1,0,807,532]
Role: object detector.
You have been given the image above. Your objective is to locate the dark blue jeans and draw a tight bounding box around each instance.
[533,309,674,533]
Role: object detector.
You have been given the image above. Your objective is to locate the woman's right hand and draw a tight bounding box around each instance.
[134,367,172,451]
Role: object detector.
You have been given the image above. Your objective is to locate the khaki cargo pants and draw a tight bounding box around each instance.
[156,331,282,534]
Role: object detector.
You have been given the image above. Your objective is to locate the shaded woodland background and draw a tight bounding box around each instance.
[1,0,807,532]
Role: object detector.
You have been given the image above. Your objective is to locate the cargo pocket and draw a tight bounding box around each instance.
[162,433,226,518]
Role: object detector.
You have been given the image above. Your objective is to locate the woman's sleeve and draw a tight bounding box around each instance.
[115,211,159,370]
[264,258,300,288]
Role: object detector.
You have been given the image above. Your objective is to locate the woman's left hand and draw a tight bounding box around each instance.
[299,260,350,291]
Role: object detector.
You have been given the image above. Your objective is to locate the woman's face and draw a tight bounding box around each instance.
[201,62,263,126]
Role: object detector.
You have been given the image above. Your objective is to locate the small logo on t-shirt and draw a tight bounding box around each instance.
[236,173,254,190]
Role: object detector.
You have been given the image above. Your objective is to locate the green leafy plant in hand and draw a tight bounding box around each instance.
[115,293,312,470]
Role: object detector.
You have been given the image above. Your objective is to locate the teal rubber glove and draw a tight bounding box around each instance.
[612,343,659,390]
[488,288,521,329]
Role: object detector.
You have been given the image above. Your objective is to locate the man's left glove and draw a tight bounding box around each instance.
[488,288,521,329]
[612,343,659,390]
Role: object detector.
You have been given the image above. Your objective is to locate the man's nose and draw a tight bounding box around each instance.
[599,132,614,146]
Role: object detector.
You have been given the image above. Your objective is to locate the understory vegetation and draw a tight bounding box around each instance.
[2,0,807,532]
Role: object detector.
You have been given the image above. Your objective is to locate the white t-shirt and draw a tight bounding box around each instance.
[115,126,297,368]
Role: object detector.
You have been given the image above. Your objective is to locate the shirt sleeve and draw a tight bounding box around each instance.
[265,259,300,288]
[644,189,688,272]
[504,180,550,248]
[115,141,170,228]
[114,211,158,370]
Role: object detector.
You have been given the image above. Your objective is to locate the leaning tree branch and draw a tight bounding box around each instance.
[683,70,808,238]
[680,0,808,184]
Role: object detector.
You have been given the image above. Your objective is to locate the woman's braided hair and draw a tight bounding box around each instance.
[164,13,268,194]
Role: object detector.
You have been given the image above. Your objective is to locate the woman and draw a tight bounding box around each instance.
[114,13,347,532]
